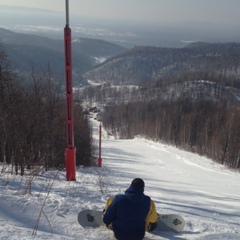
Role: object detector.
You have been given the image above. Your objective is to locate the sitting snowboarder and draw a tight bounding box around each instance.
[103,178,158,240]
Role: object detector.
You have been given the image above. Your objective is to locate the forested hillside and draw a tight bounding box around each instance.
[81,42,240,170]
[83,42,240,85]
[2,33,240,171]
[0,28,126,79]
[80,70,240,170]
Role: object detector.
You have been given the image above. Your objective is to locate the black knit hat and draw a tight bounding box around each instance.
[131,178,145,189]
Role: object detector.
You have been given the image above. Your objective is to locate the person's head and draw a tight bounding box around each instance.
[131,178,145,191]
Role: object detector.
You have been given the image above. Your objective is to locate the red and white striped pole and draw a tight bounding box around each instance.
[64,0,76,181]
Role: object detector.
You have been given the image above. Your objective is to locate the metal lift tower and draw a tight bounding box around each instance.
[64,0,76,181]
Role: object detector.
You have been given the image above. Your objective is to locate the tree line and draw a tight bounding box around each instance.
[0,42,95,176]
[102,73,240,170]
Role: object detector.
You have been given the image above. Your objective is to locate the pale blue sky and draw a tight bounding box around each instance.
[1,0,240,25]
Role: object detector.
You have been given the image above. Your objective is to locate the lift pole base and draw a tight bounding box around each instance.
[65,147,76,181]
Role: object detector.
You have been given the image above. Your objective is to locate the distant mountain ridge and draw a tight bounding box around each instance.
[83,42,240,85]
[2,27,240,87]
[0,27,127,76]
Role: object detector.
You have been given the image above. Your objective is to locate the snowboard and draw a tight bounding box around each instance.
[78,209,185,232]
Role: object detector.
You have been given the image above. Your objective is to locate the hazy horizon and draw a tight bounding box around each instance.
[1,0,240,26]
[1,3,240,48]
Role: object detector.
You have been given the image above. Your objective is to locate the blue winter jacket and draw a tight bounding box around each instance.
[103,185,151,240]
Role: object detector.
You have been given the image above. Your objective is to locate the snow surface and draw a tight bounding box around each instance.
[0,118,239,240]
